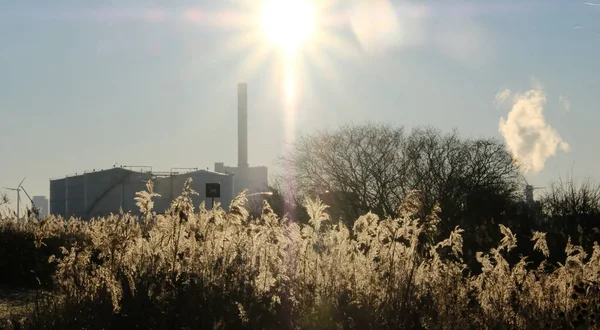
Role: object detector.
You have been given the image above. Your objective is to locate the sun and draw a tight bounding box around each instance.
[260,0,317,54]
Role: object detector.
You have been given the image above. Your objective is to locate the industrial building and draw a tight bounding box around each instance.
[50,168,234,219]
[214,162,268,195]
[49,83,268,220]
[213,83,268,195]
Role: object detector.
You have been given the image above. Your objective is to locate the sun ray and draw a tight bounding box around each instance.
[259,0,317,55]
[200,0,363,141]
[302,45,340,85]
[235,43,275,81]
[283,55,298,144]
[212,0,353,215]
[313,30,361,61]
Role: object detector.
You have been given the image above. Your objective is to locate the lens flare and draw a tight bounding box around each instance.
[260,0,316,54]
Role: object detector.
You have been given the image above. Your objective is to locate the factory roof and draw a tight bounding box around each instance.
[50,166,232,181]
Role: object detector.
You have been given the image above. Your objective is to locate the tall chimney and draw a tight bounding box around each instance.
[238,83,248,168]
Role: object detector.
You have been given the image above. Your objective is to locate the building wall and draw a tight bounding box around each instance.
[152,170,235,212]
[66,175,85,218]
[214,163,268,196]
[121,174,151,214]
[49,178,66,216]
[242,166,268,194]
[83,168,149,219]
[50,168,234,220]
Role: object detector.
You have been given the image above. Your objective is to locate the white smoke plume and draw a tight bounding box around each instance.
[498,83,569,173]
[495,88,512,105]
[559,94,571,112]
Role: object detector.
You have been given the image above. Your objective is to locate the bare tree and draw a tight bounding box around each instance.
[406,127,523,224]
[281,123,524,232]
[541,174,600,218]
[0,192,9,218]
[537,174,600,257]
[0,192,8,207]
[281,123,408,223]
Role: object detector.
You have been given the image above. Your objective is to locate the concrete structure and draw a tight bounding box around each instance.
[214,83,269,195]
[50,168,234,219]
[214,162,268,195]
[525,185,534,205]
[32,196,49,218]
[48,82,267,219]
[525,184,545,205]
[238,82,248,169]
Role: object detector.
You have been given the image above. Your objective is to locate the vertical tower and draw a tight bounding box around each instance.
[525,185,534,205]
[238,83,248,168]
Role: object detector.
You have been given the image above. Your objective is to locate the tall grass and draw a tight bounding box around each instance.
[1,179,600,329]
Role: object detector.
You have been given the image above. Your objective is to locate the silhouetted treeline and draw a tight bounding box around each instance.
[273,123,600,269]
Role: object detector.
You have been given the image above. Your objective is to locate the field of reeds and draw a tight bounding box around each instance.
[1,179,599,329]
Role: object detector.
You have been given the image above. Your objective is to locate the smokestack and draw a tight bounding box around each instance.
[238,83,248,168]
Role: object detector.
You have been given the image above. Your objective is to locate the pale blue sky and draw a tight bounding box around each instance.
[1,0,599,211]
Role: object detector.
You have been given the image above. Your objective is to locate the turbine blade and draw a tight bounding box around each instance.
[18,177,26,189]
[20,186,33,203]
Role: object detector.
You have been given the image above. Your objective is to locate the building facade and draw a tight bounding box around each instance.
[214,162,268,196]
[212,83,269,195]
[48,82,267,220]
[50,168,234,220]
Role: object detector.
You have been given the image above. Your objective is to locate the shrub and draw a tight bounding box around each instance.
[1,179,599,329]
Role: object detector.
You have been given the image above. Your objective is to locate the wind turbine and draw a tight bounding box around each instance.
[19,183,38,219]
[3,177,26,220]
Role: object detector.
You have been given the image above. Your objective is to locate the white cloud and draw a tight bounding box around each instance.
[559,94,571,112]
[498,82,569,173]
[495,89,512,105]
[584,2,600,6]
